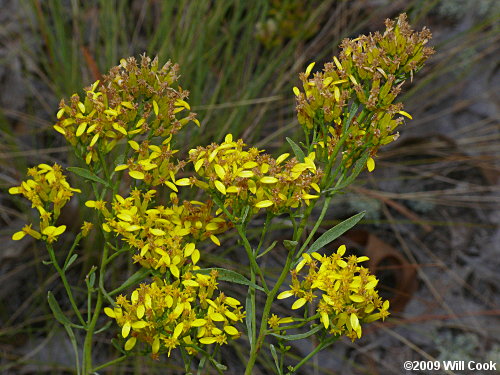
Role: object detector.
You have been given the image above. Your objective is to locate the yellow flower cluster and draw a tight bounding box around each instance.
[294,14,434,170]
[104,270,245,358]
[9,164,80,243]
[86,189,231,272]
[93,189,245,357]
[113,136,186,188]
[188,134,322,215]
[53,55,198,165]
[277,245,389,341]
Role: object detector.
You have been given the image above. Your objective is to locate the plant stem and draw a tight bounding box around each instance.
[92,355,127,372]
[236,224,268,292]
[82,293,102,374]
[287,336,339,374]
[47,244,86,327]
[244,250,294,375]
[245,188,329,373]
[295,196,332,260]
[82,237,109,374]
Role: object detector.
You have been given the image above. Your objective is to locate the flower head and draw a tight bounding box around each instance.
[10,164,80,242]
[295,13,434,171]
[54,55,198,165]
[105,272,245,357]
[278,245,389,340]
[189,134,322,216]
[89,189,232,271]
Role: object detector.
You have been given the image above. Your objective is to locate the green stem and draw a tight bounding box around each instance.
[92,355,127,372]
[82,238,109,374]
[244,250,294,375]
[267,314,320,333]
[295,196,332,260]
[293,202,315,243]
[256,212,273,255]
[82,292,102,374]
[102,246,129,266]
[245,190,327,374]
[236,224,268,292]
[63,233,82,269]
[47,244,86,327]
[287,336,339,374]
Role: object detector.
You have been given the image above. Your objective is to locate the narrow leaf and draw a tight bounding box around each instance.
[195,268,265,292]
[286,137,305,162]
[270,344,283,375]
[304,211,365,256]
[257,240,277,259]
[283,240,298,251]
[245,293,254,348]
[110,268,150,296]
[63,323,80,373]
[270,324,323,341]
[47,291,71,326]
[94,320,112,334]
[88,272,96,288]
[333,151,370,191]
[63,254,78,271]
[240,205,250,225]
[111,338,126,354]
[344,102,359,131]
[67,167,110,187]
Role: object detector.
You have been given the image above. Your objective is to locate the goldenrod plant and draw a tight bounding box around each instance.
[9,14,433,375]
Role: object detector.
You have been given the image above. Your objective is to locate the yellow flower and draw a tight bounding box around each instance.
[81,221,93,237]
[268,314,294,330]
[106,275,244,357]
[295,14,434,172]
[54,55,198,166]
[189,134,323,216]
[279,245,389,341]
[10,164,79,243]
[101,189,231,272]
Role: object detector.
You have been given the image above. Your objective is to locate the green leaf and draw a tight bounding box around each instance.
[110,268,150,296]
[111,338,126,354]
[270,344,283,375]
[257,240,277,259]
[88,271,96,288]
[303,211,365,257]
[47,291,83,329]
[344,102,359,131]
[63,254,78,271]
[240,205,250,225]
[94,320,112,334]
[270,324,323,341]
[331,151,370,192]
[283,240,298,251]
[211,194,235,222]
[286,137,305,162]
[63,323,80,372]
[349,150,370,180]
[113,153,126,166]
[195,268,265,292]
[47,291,70,326]
[67,167,110,187]
[110,154,127,179]
[245,293,254,348]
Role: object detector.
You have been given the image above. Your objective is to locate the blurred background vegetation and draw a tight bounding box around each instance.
[0,0,498,374]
